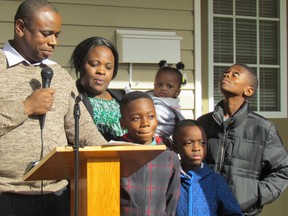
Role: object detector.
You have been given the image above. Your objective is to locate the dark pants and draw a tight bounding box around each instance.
[0,187,70,216]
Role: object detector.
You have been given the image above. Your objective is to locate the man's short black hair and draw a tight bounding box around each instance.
[14,0,58,29]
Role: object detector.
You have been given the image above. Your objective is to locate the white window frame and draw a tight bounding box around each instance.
[208,0,287,118]
[194,0,202,119]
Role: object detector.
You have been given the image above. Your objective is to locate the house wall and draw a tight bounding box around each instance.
[0,0,195,119]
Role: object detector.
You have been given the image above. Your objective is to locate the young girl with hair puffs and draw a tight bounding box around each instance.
[147,60,186,149]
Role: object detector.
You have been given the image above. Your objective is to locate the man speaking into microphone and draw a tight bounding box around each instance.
[0,0,107,216]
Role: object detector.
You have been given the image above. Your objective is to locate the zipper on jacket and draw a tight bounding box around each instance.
[219,129,227,172]
[212,114,226,173]
[218,120,233,173]
[188,174,193,216]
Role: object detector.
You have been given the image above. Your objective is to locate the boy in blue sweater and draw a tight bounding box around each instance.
[172,119,242,216]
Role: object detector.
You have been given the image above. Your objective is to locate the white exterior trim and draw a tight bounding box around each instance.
[194,0,202,118]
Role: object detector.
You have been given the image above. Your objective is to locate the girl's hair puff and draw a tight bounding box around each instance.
[157,60,187,87]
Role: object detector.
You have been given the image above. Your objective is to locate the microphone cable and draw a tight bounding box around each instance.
[40,108,45,216]
[40,116,45,160]
[39,66,53,216]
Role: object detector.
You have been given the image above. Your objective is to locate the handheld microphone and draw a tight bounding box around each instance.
[41,67,54,88]
[40,67,54,129]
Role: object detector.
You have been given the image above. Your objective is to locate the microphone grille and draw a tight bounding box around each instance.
[41,67,54,80]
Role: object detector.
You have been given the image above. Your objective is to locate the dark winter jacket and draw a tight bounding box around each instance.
[197,100,288,216]
[176,163,242,216]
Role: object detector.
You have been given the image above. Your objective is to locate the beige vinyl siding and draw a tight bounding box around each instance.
[0,0,195,118]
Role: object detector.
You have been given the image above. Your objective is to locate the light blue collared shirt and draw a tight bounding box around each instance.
[2,42,56,67]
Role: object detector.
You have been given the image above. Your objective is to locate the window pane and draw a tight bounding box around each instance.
[214,18,233,63]
[259,0,279,18]
[259,20,279,64]
[214,0,233,15]
[236,0,256,16]
[236,19,257,64]
[259,68,280,111]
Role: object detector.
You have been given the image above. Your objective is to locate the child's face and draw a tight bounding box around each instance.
[120,98,158,145]
[220,65,254,98]
[154,71,180,98]
[174,125,207,171]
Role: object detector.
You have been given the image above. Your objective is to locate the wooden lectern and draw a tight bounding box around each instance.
[23,144,166,216]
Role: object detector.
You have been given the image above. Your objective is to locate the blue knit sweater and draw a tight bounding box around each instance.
[176,163,242,216]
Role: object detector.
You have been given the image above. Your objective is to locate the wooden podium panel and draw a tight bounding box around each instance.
[23,144,166,216]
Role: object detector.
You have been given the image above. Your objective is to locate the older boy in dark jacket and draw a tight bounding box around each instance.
[197,63,288,216]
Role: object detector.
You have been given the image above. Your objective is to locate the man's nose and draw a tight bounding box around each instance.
[48,34,58,46]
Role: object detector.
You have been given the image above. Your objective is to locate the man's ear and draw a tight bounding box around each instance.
[244,86,254,97]
[15,19,26,37]
[119,118,127,130]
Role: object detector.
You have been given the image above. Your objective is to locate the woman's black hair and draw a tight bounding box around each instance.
[69,36,119,80]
